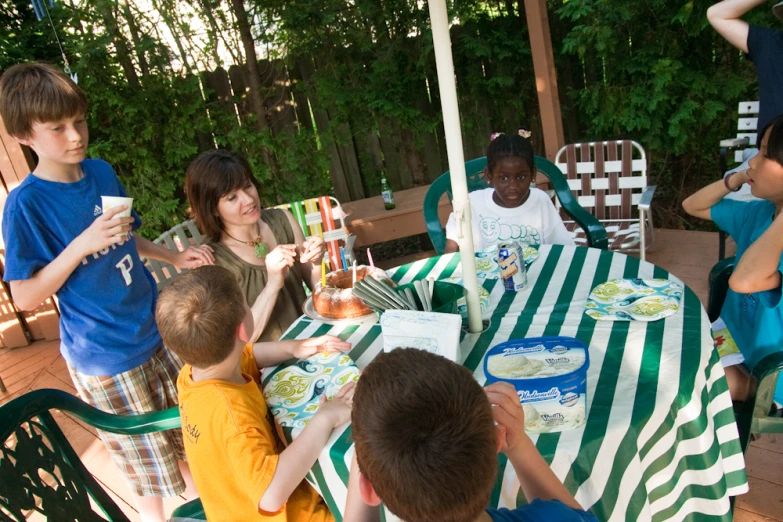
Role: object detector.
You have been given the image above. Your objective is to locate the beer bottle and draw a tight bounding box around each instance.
[381,176,395,210]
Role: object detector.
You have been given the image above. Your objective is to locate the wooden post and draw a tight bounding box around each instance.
[525,0,565,161]
[0,114,60,346]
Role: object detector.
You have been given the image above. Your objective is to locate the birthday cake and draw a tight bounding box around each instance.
[313,266,392,319]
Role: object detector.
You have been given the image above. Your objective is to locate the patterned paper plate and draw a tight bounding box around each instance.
[585,278,683,322]
[302,296,378,325]
[263,351,360,432]
[474,245,539,279]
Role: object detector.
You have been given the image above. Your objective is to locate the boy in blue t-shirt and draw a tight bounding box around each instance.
[342,348,597,522]
[683,114,783,405]
[0,63,214,521]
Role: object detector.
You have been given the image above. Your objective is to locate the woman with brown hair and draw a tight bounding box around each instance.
[185,149,326,342]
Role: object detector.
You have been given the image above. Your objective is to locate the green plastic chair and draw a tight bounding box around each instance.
[423,156,609,254]
[708,258,783,453]
[0,388,205,521]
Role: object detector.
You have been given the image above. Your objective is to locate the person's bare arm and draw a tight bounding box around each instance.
[248,244,296,342]
[9,206,133,311]
[682,170,749,221]
[444,239,460,253]
[730,212,783,294]
[259,383,354,512]
[135,236,214,269]
[706,0,766,53]
[486,383,584,511]
[251,335,351,368]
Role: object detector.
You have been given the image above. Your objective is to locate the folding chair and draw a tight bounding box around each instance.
[272,196,356,271]
[718,101,761,260]
[554,140,656,261]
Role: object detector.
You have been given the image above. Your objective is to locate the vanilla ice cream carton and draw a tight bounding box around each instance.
[484,336,590,434]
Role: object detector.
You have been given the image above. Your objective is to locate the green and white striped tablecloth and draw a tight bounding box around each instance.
[265,245,748,521]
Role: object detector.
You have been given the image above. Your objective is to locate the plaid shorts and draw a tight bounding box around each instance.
[68,347,187,498]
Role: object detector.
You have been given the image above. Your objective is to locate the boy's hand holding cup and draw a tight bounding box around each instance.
[77,198,135,256]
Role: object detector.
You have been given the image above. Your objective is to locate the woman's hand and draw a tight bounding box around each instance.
[173,244,215,269]
[299,236,326,265]
[293,335,352,358]
[265,245,297,290]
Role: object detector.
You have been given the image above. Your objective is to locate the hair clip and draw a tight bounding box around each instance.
[518,129,532,139]
[490,132,503,141]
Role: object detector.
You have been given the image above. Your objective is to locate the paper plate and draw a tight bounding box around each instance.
[263,351,360,431]
[302,296,378,325]
[585,278,683,322]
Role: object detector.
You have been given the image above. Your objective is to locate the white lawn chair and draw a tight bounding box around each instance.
[144,219,204,291]
[718,101,761,259]
[555,140,656,261]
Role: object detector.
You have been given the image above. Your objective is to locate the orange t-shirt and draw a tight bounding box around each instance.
[177,345,334,522]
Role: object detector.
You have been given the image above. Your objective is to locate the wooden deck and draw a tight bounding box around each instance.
[1,229,781,521]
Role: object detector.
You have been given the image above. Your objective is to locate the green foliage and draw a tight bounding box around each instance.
[554,0,776,228]
[4,0,780,236]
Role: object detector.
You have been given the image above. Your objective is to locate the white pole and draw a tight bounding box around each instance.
[427,0,483,333]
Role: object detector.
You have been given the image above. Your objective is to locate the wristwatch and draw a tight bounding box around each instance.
[724,172,742,192]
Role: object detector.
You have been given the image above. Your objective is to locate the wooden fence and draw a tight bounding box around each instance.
[195,57,503,204]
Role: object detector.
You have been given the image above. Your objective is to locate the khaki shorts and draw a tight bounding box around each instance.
[68,347,186,497]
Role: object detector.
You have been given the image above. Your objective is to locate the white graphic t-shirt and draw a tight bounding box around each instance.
[445,188,574,251]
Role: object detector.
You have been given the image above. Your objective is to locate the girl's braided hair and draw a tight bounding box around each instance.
[486,128,534,174]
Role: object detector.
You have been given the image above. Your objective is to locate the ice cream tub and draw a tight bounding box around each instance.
[483,336,589,434]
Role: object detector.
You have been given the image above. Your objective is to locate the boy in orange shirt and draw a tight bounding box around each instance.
[156,265,354,521]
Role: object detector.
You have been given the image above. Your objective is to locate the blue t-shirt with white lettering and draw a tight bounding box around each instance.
[2,159,162,376]
[712,199,783,403]
[487,500,597,521]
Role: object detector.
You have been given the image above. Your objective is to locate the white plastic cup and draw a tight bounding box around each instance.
[101,196,133,238]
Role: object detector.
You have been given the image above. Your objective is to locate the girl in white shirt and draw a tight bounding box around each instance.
[445,130,574,253]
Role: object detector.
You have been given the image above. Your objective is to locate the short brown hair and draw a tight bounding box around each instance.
[185,149,263,242]
[0,62,87,138]
[156,266,246,368]
[352,349,498,522]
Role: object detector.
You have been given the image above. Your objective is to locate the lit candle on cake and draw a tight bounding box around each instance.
[321,258,327,287]
[352,261,357,286]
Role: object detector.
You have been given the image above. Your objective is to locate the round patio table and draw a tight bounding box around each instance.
[263,245,748,522]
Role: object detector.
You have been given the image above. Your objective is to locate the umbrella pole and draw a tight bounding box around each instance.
[427,0,483,333]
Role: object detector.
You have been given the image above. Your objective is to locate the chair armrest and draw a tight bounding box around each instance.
[638,185,656,211]
[707,257,735,322]
[751,351,783,385]
[534,157,609,250]
[719,137,750,148]
[750,351,783,435]
[0,389,181,441]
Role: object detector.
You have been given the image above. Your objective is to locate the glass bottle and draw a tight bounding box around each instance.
[381,176,395,210]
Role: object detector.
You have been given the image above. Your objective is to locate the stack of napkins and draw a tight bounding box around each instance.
[263,351,360,440]
[380,310,462,362]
